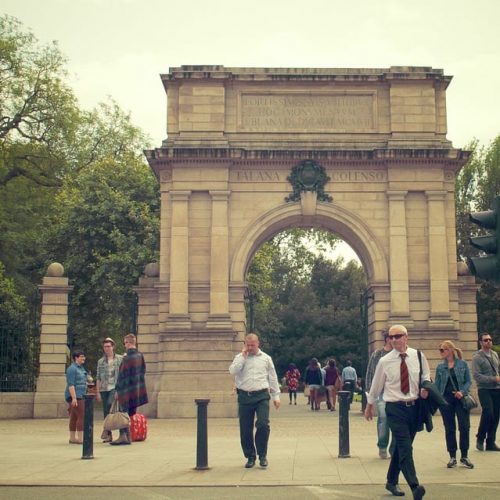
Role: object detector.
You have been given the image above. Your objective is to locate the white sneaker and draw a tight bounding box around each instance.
[379,448,388,459]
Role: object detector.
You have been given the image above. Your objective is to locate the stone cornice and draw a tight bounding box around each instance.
[162,65,452,89]
[145,147,470,177]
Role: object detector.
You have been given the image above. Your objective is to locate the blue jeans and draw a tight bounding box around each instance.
[376,397,390,450]
[100,390,116,419]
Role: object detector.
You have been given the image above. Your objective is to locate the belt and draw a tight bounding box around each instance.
[387,400,417,407]
[237,388,268,396]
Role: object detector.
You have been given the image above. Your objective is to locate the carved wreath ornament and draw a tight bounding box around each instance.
[285,160,333,202]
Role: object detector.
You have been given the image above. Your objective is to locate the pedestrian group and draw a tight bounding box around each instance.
[65,327,499,500]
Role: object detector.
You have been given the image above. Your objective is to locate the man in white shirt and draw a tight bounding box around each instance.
[341,360,358,403]
[364,325,430,500]
[229,333,281,468]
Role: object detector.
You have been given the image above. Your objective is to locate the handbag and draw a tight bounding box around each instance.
[103,399,130,431]
[447,368,478,411]
[460,393,478,411]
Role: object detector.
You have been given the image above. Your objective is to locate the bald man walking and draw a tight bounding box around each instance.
[229,333,280,469]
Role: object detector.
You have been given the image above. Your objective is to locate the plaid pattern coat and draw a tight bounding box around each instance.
[116,348,148,410]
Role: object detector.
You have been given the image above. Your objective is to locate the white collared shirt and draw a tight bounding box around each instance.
[229,349,281,401]
[367,347,430,405]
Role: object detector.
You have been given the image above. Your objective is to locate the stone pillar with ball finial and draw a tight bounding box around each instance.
[33,263,73,418]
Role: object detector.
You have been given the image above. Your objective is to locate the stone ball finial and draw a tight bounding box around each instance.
[144,262,159,277]
[46,262,65,277]
[457,261,471,276]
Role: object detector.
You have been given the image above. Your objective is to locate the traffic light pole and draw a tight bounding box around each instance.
[467,195,500,283]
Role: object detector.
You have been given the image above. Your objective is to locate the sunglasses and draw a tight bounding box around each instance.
[439,348,447,353]
[388,334,405,340]
[481,338,492,343]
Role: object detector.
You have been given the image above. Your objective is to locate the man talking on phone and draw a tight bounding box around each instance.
[229,333,281,469]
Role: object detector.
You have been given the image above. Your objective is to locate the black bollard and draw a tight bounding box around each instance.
[82,394,95,459]
[195,399,210,470]
[338,390,350,458]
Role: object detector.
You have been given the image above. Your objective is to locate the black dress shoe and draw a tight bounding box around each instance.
[259,456,268,468]
[412,485,426,500]
[385,483,405,496]
[476,439,484,451]
[244,457,256,468]
[485,443,500,451]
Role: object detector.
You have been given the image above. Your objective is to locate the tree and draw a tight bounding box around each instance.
[47,144,159,369]
[247,230,367,377]
[1,16,160,373]
[0,15,80,188]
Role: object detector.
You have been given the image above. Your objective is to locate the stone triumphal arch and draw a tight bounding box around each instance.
[136,66,477,418]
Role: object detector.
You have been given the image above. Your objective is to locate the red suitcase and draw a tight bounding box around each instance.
[130,413,148,441]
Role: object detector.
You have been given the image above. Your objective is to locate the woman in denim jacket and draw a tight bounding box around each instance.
[64,350,88,444]
[435,340,474,469]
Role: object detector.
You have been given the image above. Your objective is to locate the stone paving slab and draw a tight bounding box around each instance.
[0,395,496,487]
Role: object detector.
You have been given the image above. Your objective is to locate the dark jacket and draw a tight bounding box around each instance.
[116,348,148,410]
[416,380,448,433]
[415,350,448,433]
[305,367,323,385]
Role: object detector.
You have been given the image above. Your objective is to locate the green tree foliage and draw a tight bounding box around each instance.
[48,142,159,369]
[455,135,500,342]
[0,16,160,374]
[0,15,80,187]
[247,230,367,378]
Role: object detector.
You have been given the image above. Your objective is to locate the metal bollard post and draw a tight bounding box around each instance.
[195,399,210,470]
[338,390,350,458]
[82,394,95,459]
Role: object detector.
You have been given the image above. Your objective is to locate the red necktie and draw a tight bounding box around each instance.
[400,353,410,394]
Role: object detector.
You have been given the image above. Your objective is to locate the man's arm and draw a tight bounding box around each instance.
[267,357,281,409]
[229,353,245,375]
[365,352,376,392]
[364,361,386,421]
[420,351,431,382]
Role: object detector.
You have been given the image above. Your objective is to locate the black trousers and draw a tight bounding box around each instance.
[386,402,419,489]
[237,391,270,459]
[440,393,470,457]
[477,388,500,446]
[343,380,356,403]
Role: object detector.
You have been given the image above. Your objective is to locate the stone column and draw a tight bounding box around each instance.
[207,190,232,329]
[34,263,73,418]
[387,190,413,326]
[426,190,453,328]
[159,178,171,282]
[134,262,160,417]
[167,190,191,329]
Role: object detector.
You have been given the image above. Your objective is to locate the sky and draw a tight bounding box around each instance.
[3,0,499,150]
[3,0,499,262]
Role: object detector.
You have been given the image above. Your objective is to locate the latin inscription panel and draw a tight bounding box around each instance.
[239,92,376,132]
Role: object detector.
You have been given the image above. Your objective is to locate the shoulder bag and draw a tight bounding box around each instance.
[447,368,478,411]
[103,399,130,431]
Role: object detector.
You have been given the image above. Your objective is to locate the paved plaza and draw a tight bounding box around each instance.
[0,395,499,498]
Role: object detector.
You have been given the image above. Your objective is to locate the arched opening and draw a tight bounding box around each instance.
[230,202,389,395]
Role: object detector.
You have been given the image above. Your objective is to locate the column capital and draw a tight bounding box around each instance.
[425,190,447,201]
[386,190,408,201]
[209,190,231,201]
[170,190,192,201]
